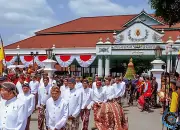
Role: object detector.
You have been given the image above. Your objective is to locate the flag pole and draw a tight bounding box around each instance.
[0,34,7,75]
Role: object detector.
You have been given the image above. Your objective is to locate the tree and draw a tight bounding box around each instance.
[149,0,180,26]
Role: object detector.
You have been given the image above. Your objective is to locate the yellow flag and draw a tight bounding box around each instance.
[0,36,5,76]
[0,36,5,61]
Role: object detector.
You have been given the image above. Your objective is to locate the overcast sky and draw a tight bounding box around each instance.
[0,0,154,46]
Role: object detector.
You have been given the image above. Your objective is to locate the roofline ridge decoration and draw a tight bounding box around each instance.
[80,13,140,19]
[123,10,165,27]
[36,27,180,36]
[35,17,82,34]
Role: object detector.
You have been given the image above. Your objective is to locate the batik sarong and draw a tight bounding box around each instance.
[65,116,80,130]
[80,109,91,130]
[95,101,128,130]
[93,103,102,123]
[38,105,47,130]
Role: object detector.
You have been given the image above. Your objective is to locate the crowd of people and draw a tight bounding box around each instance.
[0,66,128,130]
[0,65,180,130]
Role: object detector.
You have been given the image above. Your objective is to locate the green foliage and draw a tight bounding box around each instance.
[133,58,153,74]
[149,0,180,26]
[87,77,93,82]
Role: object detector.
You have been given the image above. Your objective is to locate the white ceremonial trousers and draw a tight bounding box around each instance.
[113,82,126,98]
[103,85,116,100]
[0,97,28,130]
[81,88,93,109]
[16,81,23,94]
[92,87,107,103]
[63,88,82,118]
[46,97,68,130]
[17,92,35,117]
[29,80,39,94]
[38,84,52,106]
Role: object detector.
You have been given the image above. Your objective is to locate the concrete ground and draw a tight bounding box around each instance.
[30,101,164,130]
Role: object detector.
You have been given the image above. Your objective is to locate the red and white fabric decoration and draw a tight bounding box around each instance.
[34,55,47,67]
[3,56,17,66]
[20,56,34,67]
[76,55,96,67]
[55,55,75,67]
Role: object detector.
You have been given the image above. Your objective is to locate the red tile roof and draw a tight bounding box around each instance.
[5,33,114,49]
[5,13,180,49]
[36,15,135,34]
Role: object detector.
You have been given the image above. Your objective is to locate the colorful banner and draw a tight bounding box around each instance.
[55,55,75,67]
[3,56,17,66]
[20,56,34,67]
[34,55,47,67]
[76,55,96,67]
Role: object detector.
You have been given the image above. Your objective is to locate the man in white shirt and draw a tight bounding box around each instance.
[38,77,52,130]
[29,75,39,109]
[113,77,126,104]
[16,77,25,94]
[92,80,107,129]
[17,82,35,130]
[80,80,93,130]
[0,82,28,130]
[75,76,83,89]
[104,78,115,101]
[60,78,69,97]
[92,76,99,89]
[63,78,82,130]
[46,86,68,130]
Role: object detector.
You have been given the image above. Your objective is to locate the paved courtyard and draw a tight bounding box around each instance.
[30,100,164,130]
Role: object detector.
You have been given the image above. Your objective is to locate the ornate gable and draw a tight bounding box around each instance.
[114,21,164,44]
[123,10,164,27]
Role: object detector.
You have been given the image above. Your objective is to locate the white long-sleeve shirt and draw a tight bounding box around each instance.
[113,82,126,98]
[46,97,68,130]
[0,97,28,130]
[16,81,23,94]
[92,87,107,103]
[17,92,35,117]
[103,85,115,100]
[60,85,69,98]
[62,88,82,118]
[29,80,39,94]
[81,88,93,109]
[38,84,52,106]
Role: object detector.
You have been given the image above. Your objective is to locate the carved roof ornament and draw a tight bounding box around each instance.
[52,44,56,49]
[105,37,111,44]
[113,30,117,35]
[166,36,174,45]
[161,29,165,34]
[16,45,20,49]
[97,37,103,44]
[175,35,180,43]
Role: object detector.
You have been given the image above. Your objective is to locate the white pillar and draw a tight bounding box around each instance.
[167,56,170,73]
[176,58,180,74]
[98,56,103,77]
[152,72,163,92]
[150,59,165,92]
[105,56,110,77]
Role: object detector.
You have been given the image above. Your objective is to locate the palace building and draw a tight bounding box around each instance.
[4,11,180,77]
